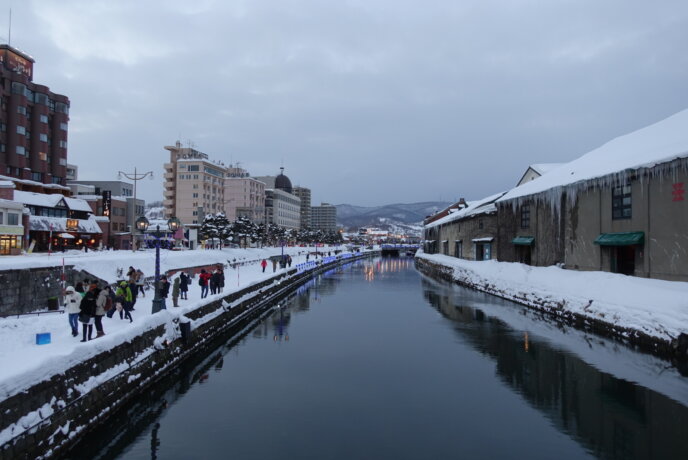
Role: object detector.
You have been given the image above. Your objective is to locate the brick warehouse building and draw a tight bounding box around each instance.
[0,44,70,194]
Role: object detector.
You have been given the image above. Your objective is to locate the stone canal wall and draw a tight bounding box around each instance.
[0,253,372,459]
[0,265,110,317]
[414,256,688,369]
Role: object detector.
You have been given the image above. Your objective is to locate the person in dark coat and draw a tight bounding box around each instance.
[179,272,189,300]
[210,270,219,295]
[217,267,225,293]
[79,283,99,342]
[157,275,170,309]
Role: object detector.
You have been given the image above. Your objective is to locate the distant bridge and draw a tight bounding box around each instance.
[380,244,420,256]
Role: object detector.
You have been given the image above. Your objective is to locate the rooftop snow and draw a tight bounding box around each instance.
[425,192,506,229]
[530,163,563,175]
[499,109,688,203]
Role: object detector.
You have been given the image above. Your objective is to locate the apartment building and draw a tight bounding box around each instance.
[0,44,70,194]
[163,142,226,225]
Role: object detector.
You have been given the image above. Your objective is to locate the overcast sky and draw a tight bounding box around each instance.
[3,0,688,206]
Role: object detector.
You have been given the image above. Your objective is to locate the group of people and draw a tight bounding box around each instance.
[64,280,114,342]
[260,255,293,273]
[197,266,224,298]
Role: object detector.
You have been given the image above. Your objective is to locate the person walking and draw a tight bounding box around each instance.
[272,259,277,273]
[199,269,211,298]
[79,283,99,342]
[179,272,189,300]
[64,286,82,337]
[136,269,145,298]
[287,255,292,268]
[127,266,138,310]
[95,283,111,337]
[115,281,133,322]
[172,276,180,307]
[261,259,267,273]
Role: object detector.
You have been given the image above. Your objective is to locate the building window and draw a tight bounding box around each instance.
[7,213,19,225]
[59,140,68,148]
[0,123,5,131]
[39,114,48,123]
[31,172,43,182]
[16,125,25,135]
[0,144,4,152]
[17,106,26,115]
[478,219,484,229]
[612,184,632,219]
[15,146,25,155]
[52,176,62,185]
[454,241,462,258]
[39,133,48,142]
[188,165,199,172]
[520,204,530,228]
[60,122,68,131]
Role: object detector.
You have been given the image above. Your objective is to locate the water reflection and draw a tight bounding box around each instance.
[422,277,688,460]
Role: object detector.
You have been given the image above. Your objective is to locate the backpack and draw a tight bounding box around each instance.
[198,277,203,286]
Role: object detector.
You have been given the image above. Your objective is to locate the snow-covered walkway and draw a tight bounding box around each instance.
[0,246,345,401]
[416,251,688,343]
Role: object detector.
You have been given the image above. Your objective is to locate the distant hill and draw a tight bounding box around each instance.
[336,201,451,233]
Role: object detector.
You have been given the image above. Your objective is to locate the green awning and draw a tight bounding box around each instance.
[512,236,534,246]
[594,231,644,246]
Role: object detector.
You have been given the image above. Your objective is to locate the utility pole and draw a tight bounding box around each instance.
[118,168,154,252]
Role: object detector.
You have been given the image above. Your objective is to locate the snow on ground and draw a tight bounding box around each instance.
[421,275,688,407]
[0,246,346,401]
[417,252,688,342]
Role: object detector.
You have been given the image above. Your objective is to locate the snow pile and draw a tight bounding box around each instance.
[417,252,688,342]
[500,108,688,204]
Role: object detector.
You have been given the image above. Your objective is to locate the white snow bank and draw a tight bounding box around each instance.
[500,108,688,203]
[417,252,688,342]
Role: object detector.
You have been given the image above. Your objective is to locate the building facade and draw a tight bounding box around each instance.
[265,188,301,230]
[0,45,70,194]
[224,165,265,223]
[311,202,337,232]
[293,186,311,229]
[163,142,226,225]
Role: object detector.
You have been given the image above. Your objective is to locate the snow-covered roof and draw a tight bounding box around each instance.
[12,190,93,213]
[500,109,688,203]
[530,163,563,175]
[28,215,102,233]
[425,192,506,229]
[0,174,70,191]
[0,180,15,188]
[64,197,93,213]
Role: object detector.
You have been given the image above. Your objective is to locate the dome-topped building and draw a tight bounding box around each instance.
[275,167,293,194]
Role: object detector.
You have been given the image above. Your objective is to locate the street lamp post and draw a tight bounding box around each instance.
[119,168,154,252]
[135,216,180,314]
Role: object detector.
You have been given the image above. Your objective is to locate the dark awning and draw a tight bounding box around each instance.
[512,236,534,246]
[594,231,644,246]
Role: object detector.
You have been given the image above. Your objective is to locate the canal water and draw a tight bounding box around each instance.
[72,257,688,459]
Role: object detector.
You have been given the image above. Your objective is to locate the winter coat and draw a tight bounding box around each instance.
[210,271,221,288]
[116,283,133,303]
[261,259,267,268]
[95,288,109,316]
[179,273,189,291]
[136,270,145,286]
[199,272,211,286]
[80,289,99,317]
[218,270,225,287]
[172,278,180,298]
[127,268,137,284]
[64,290,82,314]
[157,280,170,298]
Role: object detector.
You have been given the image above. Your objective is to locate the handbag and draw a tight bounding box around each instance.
[78,313,92,324]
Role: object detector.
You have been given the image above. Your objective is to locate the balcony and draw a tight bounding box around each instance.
[164,172,175,180]
[163,199,174,207]
[163,190,175,199]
